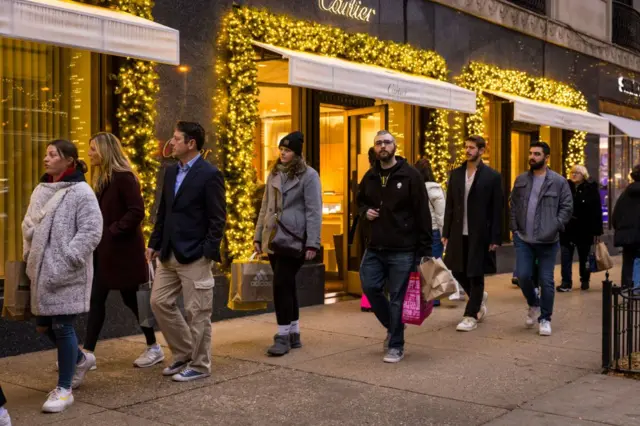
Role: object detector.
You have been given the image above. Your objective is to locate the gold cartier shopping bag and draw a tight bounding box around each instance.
[228,254,272,310]
[2,261,31,321]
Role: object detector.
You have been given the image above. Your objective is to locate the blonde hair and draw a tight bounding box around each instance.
[571,164,589,180]
[90,132,138,193]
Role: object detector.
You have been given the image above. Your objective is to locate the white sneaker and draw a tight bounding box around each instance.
[0,408,11,426]
[539,320,552,336]
[57,360,96,371]
[71,352,96,389]
[134,345,165,368]
[526,306,540,328]
[42,387,74,413]
[449,291,466,302]
[456,317,478,332]
[477,292,489,322]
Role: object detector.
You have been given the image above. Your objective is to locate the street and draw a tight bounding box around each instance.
[1,258,638,425]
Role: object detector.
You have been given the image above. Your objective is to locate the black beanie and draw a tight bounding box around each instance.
[279,131,304,156]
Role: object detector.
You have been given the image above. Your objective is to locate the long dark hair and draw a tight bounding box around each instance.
[270,155,307,178]
[48,139,88,173]
[415,158,436,183]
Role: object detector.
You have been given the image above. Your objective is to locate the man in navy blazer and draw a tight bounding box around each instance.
[148,121,226,382]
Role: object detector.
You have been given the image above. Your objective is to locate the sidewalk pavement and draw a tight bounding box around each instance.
[2,258,640,425]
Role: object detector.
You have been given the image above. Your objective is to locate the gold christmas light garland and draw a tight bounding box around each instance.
[214,6,452,262]
[453,62,588,174]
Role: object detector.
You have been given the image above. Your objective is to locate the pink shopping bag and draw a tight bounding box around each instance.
[402,272,434,325]
[360,294,371,310]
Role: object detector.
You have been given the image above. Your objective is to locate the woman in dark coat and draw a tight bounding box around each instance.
[557,165,603,292]
[612,164,640,289]
[84,132,163,368]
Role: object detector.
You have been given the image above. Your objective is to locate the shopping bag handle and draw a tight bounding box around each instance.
[148,261,155,283]
[248,252,259,262]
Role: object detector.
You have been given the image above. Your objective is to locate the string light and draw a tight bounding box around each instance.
[453,62,588,175]
[108,0,160,236]
[214,6,452,262]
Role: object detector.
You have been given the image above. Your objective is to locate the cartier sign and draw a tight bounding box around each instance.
[318,0,376,22]
[618,76,640,98]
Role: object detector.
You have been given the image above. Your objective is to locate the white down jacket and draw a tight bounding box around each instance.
[425,182,445,232]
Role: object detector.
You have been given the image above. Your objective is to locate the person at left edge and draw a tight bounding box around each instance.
[147,121,226,383]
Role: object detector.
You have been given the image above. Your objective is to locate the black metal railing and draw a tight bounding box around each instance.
[506,0,546,15]
[613,1,640,54]
[603,274,640,373]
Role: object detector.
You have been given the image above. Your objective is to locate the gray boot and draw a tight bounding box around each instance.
[267,334,291,356]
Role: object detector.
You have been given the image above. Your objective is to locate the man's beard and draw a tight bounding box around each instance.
[466,153,481,163]
[529,159,545,171]
[377,146,397,162]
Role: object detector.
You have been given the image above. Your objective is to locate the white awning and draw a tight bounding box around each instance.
[485,90,609,135]
[600,113,640,139]
[0,0,179,65]
[253,41,476,113]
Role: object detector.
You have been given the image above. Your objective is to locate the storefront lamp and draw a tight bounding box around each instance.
[177,65,190,73]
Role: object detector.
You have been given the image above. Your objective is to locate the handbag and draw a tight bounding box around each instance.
[268,189,305,258]
[402,272,434,325]
[136,261,156,328]
[2,261,31,321]
[595,239,613,271]
[419,257,457,301]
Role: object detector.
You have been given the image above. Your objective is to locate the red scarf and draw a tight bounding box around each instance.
[47,167,76,183]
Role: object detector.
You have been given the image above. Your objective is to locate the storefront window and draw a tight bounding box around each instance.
[599,136,609,227]
[611,135,631,213]
[254,59,292,185]
[319,105,345,278]
[0,39,93,279]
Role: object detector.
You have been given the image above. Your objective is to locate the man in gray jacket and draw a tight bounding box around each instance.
[510,141,573,337]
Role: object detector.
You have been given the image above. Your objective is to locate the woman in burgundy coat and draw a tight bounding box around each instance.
[83,132,164,369]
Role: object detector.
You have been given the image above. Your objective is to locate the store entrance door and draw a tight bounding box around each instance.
[343,106,388,295]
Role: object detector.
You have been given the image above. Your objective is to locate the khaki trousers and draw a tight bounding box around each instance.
[151,254,214,374]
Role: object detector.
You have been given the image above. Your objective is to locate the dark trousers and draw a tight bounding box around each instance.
[0,385,6,407]
[84,284,156,352]
[36,315,83,390]
[452,236,485,320]
[360,249,414,350]
[269,254,304,326]
[622,248,638,289]
[560,241,591,286]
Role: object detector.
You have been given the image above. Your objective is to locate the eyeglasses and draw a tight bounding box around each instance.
[374,139,394,146]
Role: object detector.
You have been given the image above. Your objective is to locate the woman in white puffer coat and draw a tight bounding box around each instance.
[415,159,465,305]
[22,139,103,414]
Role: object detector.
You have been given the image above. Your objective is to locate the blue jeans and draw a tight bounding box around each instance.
[513,234,559,322]
[360,249,415,350]
[36,315,83,390]
[432,230,444,306]
[432,230,444,259]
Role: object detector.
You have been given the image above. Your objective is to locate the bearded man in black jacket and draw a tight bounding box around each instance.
[357,130,432,364]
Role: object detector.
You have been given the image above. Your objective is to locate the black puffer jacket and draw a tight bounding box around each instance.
[612,182,640,249]
[561,179,603,245]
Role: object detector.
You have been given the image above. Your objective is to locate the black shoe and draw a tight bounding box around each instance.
[511,277,519,286]
[361,307,372,312]
[290,333,302,349]
[433,299,441,307]
[581,281,590,291]
[267,334,291,356]
[556,282,573,292]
